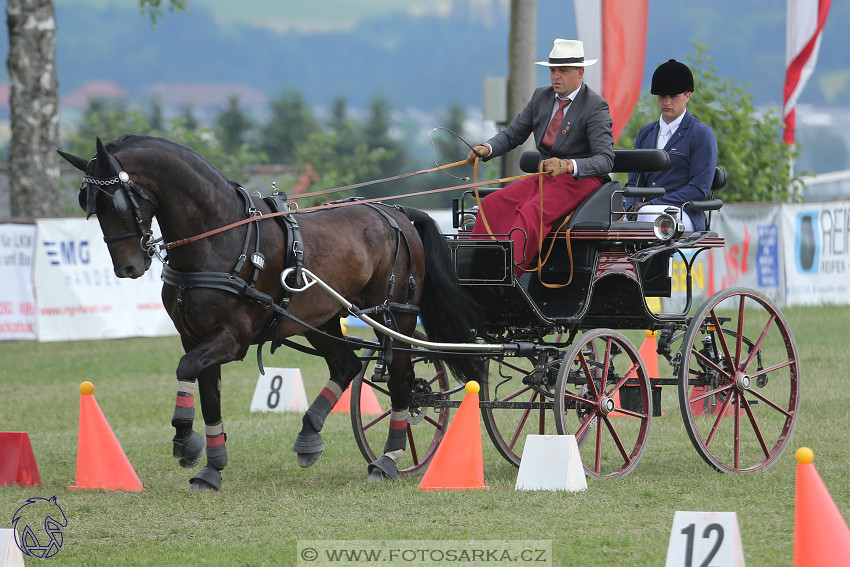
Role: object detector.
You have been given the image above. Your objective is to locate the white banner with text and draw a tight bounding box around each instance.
[33,218,174,342]
[0,223,38,340]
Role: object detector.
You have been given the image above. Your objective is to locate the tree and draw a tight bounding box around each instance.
[215,95,254,154]
[358,93,407,184]
[433,104,469,166]
[619,44,803,203]
[7,0,59,218]
[6,0,185,218]
[258,88,319,165]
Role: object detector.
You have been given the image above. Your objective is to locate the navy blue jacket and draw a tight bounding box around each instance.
[625,110,717,231]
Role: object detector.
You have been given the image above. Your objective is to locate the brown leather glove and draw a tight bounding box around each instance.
[631,201,651,212]
[466,144,490,165]
[541,157,571,177]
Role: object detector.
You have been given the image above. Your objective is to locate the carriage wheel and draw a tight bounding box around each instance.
[677,287,800,473]
[479,334,567,467]
[554,329,652,478]
[350,331,451,475]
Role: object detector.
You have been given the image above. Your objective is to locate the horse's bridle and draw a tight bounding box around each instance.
[80,152,157,254]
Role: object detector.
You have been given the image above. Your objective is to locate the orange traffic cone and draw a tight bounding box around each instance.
[0,432,41,487]
[418,381,488,491]
[793,447,850,566]
[639,330,659,379]
[332,381,382,414]
[69,381,143,492]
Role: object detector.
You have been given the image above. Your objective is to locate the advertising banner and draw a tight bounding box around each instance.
[33,218,175,342]
[708,204,785,305]
[782,201,850,305]
[665,204,784,312]
[0,223,37,340]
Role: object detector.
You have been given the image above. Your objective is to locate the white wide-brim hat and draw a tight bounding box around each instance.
[536,39,597,67]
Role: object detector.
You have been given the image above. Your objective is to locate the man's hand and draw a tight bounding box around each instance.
[466,144,490,165]
[541,157,571,177]
[631,201,651,212]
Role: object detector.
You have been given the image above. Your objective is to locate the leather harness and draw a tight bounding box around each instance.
[160,189,419,372]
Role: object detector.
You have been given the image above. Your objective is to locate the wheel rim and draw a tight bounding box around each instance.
[350,332,451,475]
[554,329,652,478]
[480,334,566,467]
[677,288,800,473]
[480,358,558,467]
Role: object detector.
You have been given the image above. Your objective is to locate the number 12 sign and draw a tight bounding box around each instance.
[665,511,746,567]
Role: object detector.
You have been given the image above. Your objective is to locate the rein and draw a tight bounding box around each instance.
[160,167,541,251]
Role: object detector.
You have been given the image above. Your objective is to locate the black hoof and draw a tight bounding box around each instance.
[188,466,221,491]
[292,432,324,468]
[295,451,322,468]
[173,430,204,468]
[367,455,399,481]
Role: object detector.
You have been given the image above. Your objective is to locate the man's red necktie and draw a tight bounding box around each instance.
[541,98,571,150]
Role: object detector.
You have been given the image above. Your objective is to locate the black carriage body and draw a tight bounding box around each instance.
[357,149,800,479]
[448,151,726,335]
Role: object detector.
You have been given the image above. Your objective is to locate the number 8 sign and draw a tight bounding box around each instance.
[249,368,309,413]
[665,511,745,567]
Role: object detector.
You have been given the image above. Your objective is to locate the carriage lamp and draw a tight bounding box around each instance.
[653,212,684,241]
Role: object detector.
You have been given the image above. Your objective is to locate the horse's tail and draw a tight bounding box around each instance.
[404,207,485,385]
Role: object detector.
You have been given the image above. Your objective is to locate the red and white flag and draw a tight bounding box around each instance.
[783,0,831,145]
[576,0,649,143]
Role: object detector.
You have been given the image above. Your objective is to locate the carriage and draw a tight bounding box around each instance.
[344,148,800,479]
[60,136,800,489]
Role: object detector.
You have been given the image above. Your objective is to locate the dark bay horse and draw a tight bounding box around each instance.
[58,134,481,490]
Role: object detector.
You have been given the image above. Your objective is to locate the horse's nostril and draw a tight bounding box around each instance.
[118,265,142,279]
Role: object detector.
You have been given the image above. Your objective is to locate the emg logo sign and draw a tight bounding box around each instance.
[43,240,91,266]
[794,212,819,274]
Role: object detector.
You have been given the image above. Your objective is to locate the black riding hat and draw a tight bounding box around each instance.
[650,59,694,95]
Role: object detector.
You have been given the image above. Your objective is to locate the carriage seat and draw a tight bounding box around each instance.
[518,149,670,231]
[518,150,726,232]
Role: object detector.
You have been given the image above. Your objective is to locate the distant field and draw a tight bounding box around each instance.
[1,303,848,566]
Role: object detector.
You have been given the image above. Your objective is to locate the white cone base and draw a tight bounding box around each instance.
[0,529,25,567]
[515,434,587,492]
[250,368,308,413]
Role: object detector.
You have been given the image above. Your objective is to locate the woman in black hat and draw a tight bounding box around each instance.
[625,59,718,232]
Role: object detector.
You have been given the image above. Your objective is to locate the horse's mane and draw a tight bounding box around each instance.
[106,134,237,187]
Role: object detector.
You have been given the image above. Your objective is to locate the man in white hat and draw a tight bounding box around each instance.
[466,38,614,274]
[625,59,718,232]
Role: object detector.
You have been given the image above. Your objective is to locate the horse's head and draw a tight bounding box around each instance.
[58,137,156,279]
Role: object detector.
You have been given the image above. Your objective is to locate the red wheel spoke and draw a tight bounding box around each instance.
[362,409,392,430]
[741,398,771,458]
[734,295,746,366]
[611,406,647,419]
[746,388,794,418]
[593,419,603,474]
[703,393,735,448]
[363,379,391,397]
[710,309,736,370]
[576,350,600,398]
[691,346,732,381]
[600,338,613,392]
[602,417,631,462]
[739,314,776,374]
[689,382,734,404]
[497,384,532,403]
[407,426,420,465]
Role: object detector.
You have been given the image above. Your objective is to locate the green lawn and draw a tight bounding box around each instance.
[1,304,848,566]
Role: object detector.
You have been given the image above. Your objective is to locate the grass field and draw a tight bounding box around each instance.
[1,304,848,566]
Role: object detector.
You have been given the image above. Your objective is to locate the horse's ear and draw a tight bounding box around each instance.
[56,149,89,172]
[95,137,109,161]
